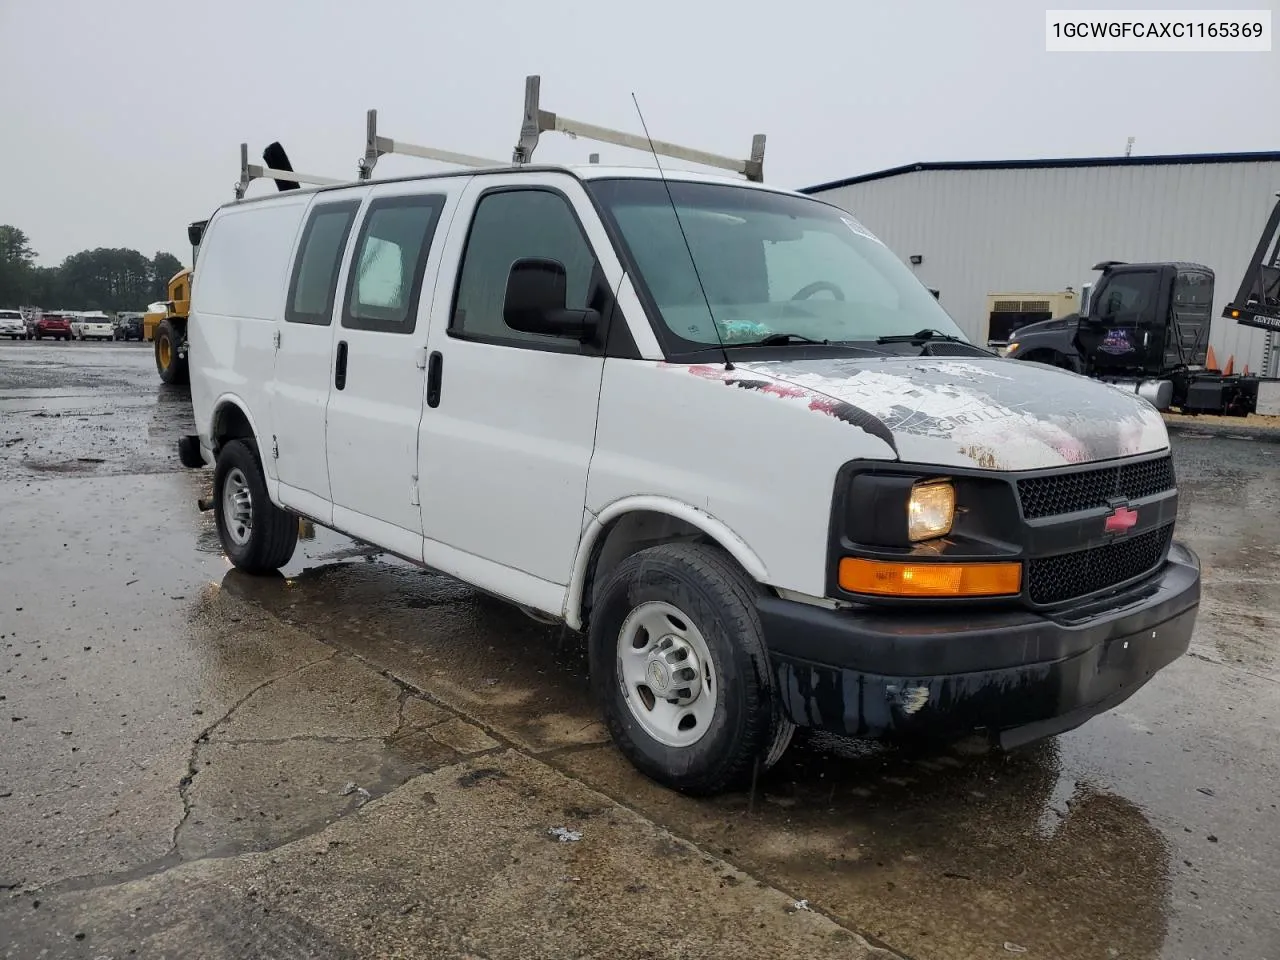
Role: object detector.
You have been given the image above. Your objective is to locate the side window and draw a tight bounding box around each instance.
[342,194,446,334]
[1096,271,1159,325]
[451,188,598,347]
[286,200,360,325]
[1173,269,1213,307]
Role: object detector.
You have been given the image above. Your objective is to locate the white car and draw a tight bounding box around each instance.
[178,161,1202,795]
[71,312,115,341]
[0,309,25,339]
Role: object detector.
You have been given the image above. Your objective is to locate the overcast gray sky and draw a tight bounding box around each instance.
[1,0,1276,266]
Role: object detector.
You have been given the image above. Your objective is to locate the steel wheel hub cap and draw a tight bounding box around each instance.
[223,467,253,546]
[644,634,701,706]
[616,601,716,748]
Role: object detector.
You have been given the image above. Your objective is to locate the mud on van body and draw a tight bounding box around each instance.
[179,164,1200,795]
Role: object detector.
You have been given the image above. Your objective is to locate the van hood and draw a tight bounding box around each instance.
[699,355,1169,471]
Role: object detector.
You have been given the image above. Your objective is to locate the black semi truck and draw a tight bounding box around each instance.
[1004,193,1280,417]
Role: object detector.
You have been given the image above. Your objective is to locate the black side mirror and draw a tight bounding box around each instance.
[187,221,207,248]
[503,258,599,341]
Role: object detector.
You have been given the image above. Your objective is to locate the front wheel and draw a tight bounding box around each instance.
[588,542,795,796]
[213,439,299,574]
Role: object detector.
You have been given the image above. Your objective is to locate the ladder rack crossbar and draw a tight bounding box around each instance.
[544,111,750,175]
[374,135,503,170]
[247,164,343,187]
[514,75,765,182]
[235,76,768,198]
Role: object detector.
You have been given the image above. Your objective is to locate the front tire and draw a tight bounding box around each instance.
[213,440,298,574]
[588,542,795,796]
[155,319,189,385]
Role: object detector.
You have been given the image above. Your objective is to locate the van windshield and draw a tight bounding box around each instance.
[586,178,966,351]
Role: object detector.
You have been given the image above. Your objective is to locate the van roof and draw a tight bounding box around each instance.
[224,163,808,210]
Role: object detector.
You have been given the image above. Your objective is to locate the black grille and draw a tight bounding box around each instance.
[1027,524,1174,605]
[1017,455,1175,519]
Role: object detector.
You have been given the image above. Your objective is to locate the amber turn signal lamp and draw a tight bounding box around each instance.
[838,558,1022,598]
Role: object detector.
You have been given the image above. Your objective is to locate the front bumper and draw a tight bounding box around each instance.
[761,542,1200,747]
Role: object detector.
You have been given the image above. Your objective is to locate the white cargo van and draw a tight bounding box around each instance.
[178,95,1200,795]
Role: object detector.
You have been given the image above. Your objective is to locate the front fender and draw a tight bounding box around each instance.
[563,495,769,631]
[1007,327,1079,364]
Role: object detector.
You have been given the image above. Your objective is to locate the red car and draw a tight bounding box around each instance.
[33,314,72,341]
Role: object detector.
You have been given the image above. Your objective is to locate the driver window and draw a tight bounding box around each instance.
[1097,272,1158,325]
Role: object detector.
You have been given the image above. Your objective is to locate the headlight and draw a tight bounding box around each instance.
[907,481,955,541]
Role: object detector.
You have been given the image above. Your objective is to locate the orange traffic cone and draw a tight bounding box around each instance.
[1206,345,1219,371]
[1223,355,1235,376]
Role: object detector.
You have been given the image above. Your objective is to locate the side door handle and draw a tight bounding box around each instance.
[335,340,348,390]
[426,351,443,408]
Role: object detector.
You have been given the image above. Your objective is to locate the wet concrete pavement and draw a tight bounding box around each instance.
[1,341,1278,959]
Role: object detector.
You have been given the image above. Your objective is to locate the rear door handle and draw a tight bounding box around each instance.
[335,340,348,390]
[426,351,443,408]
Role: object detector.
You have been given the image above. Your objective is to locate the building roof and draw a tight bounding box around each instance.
[799,149,1280,194]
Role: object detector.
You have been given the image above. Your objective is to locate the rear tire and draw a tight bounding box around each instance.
[213,439,298,574]
[155,319,189,385]
[588,542,795,796]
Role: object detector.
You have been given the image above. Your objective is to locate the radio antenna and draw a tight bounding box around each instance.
[630,93,733,371]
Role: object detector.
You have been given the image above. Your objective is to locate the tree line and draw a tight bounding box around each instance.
[0,225,186,313]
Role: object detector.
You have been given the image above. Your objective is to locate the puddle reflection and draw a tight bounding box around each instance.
[210,549,1174,960]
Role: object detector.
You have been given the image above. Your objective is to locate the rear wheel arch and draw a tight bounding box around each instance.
[210,398,263,459]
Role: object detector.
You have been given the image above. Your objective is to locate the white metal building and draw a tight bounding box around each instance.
[800,151,1280,374]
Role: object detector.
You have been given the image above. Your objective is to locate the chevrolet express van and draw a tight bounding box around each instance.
[179,163,1201,795]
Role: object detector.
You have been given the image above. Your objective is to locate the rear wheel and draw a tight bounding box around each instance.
[155,319,189,385]
[588,542,795,796]
[213,439,298,574]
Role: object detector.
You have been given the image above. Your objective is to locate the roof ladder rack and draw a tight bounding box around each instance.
[512,75,766,183]
[235,143,343,199]
[359,109,504,180]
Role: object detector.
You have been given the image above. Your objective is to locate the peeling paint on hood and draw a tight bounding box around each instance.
[725,355,1170,471]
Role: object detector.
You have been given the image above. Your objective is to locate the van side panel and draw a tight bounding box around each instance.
[188,196,312,482]
[586,358,897,598]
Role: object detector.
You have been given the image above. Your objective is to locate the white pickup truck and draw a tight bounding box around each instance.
[177,160,1201,796]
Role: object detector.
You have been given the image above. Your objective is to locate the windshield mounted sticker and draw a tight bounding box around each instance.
[715,318,772,343]
[840,216,884,245]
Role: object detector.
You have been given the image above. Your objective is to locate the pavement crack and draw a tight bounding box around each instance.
[390,687,411,740]
[169,651,340,855]
[214,735,386,746]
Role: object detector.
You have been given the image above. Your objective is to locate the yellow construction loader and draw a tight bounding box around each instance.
[143,262,194,384]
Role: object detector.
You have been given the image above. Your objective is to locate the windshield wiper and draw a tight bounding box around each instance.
[739,332,830,347]
[875,328,967,346]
